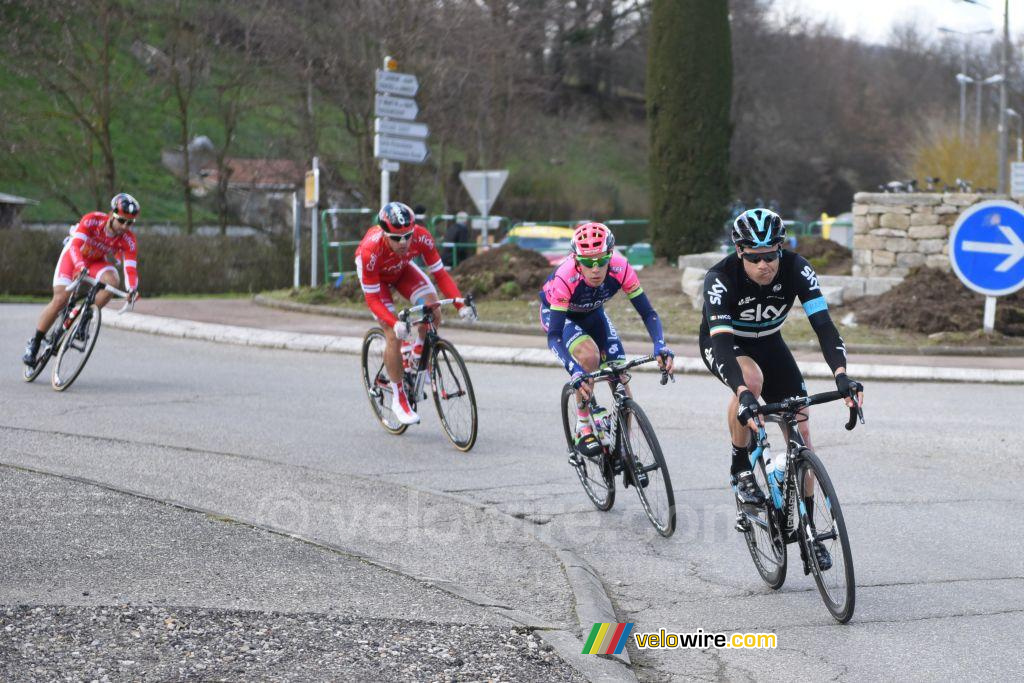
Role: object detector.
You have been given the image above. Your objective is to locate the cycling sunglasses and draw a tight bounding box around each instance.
[740,248,782,264]
[576,253,612,268]
[114,216,135,226]
[386,231,414,243]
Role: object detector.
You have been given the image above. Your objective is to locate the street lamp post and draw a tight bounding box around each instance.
[939,27,994,138]
[997,0,1010,193]
[976,74,1005,139]
[1007,108,1022,162]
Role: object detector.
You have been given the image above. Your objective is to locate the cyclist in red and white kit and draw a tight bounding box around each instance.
[22,193,141,367]
[355,201,476,425]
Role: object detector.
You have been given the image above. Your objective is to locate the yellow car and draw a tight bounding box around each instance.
[503,224,576,265]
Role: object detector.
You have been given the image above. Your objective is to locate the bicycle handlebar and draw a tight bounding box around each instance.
[576,354,674,385]
[755,389,864,431]
[78,274,134,313]
[398,294,475,324]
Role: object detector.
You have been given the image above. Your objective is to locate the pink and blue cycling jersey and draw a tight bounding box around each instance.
[539,254,668,376]
[541,253,642,313]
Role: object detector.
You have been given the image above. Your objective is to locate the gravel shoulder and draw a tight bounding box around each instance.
[0,466,581,681]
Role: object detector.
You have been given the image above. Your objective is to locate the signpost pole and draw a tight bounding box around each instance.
[381,167,390,207]
[984,296,997,332]
[292,191,301,289]
[310,156,319,287]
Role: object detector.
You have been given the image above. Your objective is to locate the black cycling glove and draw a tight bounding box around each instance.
[736,390,760,426]
[834,373,863,398]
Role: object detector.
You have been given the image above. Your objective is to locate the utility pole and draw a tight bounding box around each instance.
[997,0,1010,193]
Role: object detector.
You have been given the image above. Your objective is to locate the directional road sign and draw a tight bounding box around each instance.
[374,118,429,139]
[459,170,509,217]
[374,94,418,121]
[375,69,419,97]
[949,199,1024,296]
[374,134,428,164]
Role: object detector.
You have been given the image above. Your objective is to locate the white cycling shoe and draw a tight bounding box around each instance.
[391,389,421,425]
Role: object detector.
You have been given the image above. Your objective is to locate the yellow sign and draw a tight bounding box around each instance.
[304,169,319,208]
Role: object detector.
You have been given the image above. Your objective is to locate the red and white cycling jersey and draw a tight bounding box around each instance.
[354,225,461,326]
[54,211,138,290]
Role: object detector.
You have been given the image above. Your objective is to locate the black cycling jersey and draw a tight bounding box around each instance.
[698,250,847,393]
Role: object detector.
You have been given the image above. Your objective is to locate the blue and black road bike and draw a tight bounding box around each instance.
[734,389,864,623]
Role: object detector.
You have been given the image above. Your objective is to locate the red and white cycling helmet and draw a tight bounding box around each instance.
[571,221,615,258]
[377,201,416,234]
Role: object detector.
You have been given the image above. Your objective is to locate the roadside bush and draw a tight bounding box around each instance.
[0,228,292,295]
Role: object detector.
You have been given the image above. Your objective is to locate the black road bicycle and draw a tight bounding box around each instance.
[360,296,478,451]
[735,389,864,623]
[560,355,676,537]
[22,271,132,391]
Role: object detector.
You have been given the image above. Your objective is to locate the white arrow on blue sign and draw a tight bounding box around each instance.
[374,134,428,164]
[949,199,1024,296]
[374,93,418,121]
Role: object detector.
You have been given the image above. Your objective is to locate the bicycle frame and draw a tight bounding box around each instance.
[397,296,475,403]
[747,391,863,531]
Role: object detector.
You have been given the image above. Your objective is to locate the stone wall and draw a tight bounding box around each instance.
[852,192,1004,277]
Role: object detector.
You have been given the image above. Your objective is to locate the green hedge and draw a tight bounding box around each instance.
[0,229,294,296]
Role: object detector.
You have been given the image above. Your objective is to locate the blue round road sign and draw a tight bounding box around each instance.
[949,200,1024,296]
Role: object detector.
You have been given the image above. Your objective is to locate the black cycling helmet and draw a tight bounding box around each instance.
[732,208,785,248]
[377,201,416,233]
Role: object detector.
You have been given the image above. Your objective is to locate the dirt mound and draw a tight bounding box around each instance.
[452,244,553,299]
[851,267,1024,336]
[793,237,852,275]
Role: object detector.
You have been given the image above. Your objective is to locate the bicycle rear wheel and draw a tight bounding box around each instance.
[51,304,101,391]
[23,317,64,383]
[430,339,477,451]
[738,453,788,589]
[561,383,614,511]
[795,449,855,623]
[360,328,408,435]
[620,398,675,537]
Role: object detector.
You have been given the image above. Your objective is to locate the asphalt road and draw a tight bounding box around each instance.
[2,303,1022,681]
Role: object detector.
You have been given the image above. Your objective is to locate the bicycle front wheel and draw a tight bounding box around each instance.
[51,304,101,391]
[360,328,408,435]
[561,383,614,511]
[620,398,675,537]
[430,339,477,451]
[796,448,856,623]
[738,453,788,589]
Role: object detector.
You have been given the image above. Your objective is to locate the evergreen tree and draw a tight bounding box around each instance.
[647,0,732,257]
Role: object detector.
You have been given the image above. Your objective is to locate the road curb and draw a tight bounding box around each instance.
[105,312,1024,384]
[252,294,1024,357]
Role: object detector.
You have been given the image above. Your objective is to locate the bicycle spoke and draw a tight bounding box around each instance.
[621,399,675,536]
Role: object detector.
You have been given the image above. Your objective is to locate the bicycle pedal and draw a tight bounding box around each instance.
[734,513,752,533]
[568,452,584,468]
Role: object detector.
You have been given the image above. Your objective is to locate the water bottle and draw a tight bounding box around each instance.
[773,449,787,485]
[762,444,776,481]
[592,405,612,447]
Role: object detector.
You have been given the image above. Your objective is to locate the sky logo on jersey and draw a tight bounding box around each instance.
[707,278,727,305]
[801,265,820,291]
[738,303,788,322]
[582,623,634,655]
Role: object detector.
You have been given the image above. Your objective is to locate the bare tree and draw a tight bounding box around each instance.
[0,0,136,211]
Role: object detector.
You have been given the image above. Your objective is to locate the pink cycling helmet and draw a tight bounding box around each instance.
[571,221,615,258]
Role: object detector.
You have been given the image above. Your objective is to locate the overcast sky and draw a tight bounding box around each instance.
[775,0,1024,45]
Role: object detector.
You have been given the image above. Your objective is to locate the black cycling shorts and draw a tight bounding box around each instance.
[698,332,807,403]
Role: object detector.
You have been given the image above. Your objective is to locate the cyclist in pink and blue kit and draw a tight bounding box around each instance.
[540,222,674,457]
